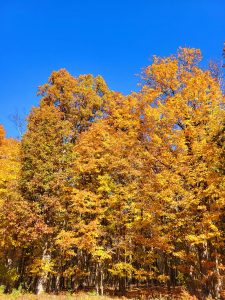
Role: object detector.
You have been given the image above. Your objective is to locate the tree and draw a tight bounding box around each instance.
[20,69,109,294]
[1,47,224,299]
[38,69,109,141]
[0,126,41,292]
[21,103,73,293]
[139,47,225,298]
[71,92,143,294]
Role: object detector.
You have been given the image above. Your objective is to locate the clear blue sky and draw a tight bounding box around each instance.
[1,0,224,138]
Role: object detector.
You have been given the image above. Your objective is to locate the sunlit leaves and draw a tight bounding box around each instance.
[1,47,225,298]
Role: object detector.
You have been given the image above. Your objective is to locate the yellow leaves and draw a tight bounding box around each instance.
[63,266,89,278]
[197,205,207,211]
[185,225,220,246]
[72,189,100,215]
[157,274,170,283]
[38,69,109,142]
[0,136,20,196]
[144,57,180,93]
[71,218,101,252]
[97,174,115,194]
[0,264,19,284]
[108,262,134,278]
[178,47,202,67]
[105,92,140,135]
[0,125,5,145]
[134,269,154,280]
[1,47,223,293]
[0,129,23,253]
[29,258,54,276]
[55,230,77,256]
[173,250,187,260]
[185,234,205,245]
[93,247,112,262]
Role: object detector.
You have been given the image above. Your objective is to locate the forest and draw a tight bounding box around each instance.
[0,47,225,300]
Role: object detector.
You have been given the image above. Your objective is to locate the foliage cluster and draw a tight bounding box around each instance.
[0,47,224,299]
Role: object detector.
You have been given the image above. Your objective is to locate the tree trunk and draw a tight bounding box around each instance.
[118,277,126,295]
[214,253,222,300]
[95,262,104,295]
[36,243,51,295]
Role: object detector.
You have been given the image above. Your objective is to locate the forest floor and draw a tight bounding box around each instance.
[0,286,197,300]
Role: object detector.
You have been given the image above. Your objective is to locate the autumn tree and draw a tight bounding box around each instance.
[20,103,73,293]
[1,48,224,299]
[0,126,41,292]
[139,47,225,298]
[71,91,145,294]
[20,69,109,294]
[37,69,109,141]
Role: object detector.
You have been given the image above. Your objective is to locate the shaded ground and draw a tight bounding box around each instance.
[0,286,197,300]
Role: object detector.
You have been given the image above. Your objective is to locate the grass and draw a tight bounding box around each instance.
[0,285,196,300]
[0,295,170,300]
[0,291,121,300]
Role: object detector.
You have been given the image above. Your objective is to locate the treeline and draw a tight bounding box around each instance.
[0,47,224,299]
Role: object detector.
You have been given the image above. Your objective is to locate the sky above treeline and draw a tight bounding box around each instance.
[1,0,225,138]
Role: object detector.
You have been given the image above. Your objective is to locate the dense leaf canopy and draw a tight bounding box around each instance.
[0,47,224,299]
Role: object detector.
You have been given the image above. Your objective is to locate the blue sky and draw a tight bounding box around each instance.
[1,0,224,138]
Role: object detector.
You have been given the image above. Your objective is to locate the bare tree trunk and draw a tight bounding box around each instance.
[95,263,99,295]
[95,262,104,295]
[36,243,51,295]
[214,252,222,300]
[118,277,126,295]
[100,263,104,296]
[55,275,60,293]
